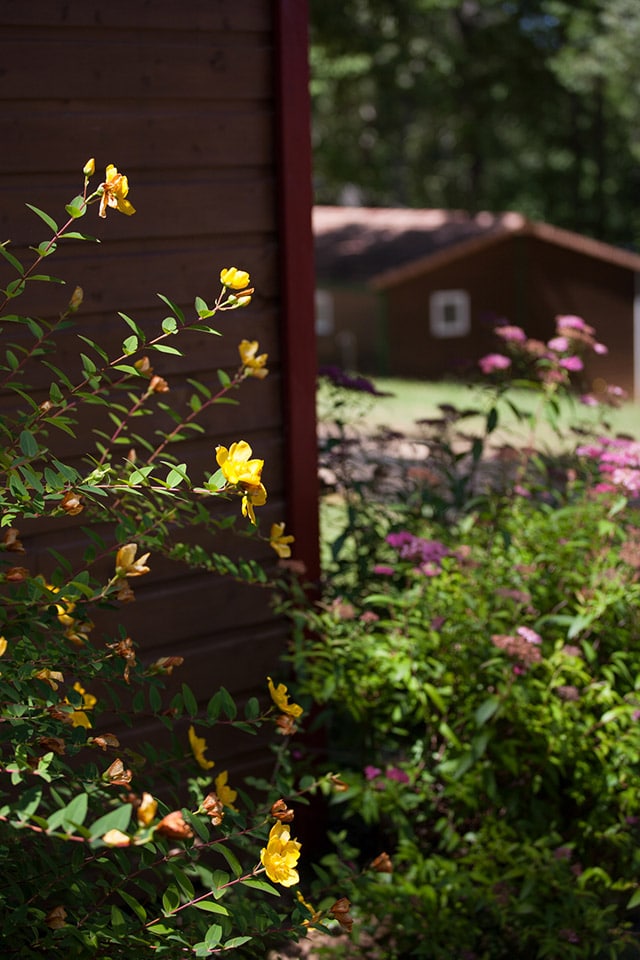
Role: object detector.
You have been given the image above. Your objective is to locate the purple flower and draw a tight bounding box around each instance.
[364,765,382,780]
[318,365,392,396]
[386,767,410,783]
[593,342,608,355]
[386,531,450,567]
[373,564,395,576]
[559,355,583,372]
[579,394,599,407]
[479,353,511,375]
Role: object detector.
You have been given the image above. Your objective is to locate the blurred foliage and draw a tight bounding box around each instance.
[311,0,640,245]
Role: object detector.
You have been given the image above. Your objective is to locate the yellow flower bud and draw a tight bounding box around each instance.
[69,286,84,312]
[83,158,96,177]
[220,267,250,290]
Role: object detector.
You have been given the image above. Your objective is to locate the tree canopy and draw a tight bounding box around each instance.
[310,0,640,246]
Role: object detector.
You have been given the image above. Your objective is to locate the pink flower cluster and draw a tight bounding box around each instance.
[491,624,543,670]
[364,765,410,785]
[479,314,609,388]
[576,438,640,497]
[385,531,451,575]
[479,352,511,375]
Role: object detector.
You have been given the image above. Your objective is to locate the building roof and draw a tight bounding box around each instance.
[312,206,640,289]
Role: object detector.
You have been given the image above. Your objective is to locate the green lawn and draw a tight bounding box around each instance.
[318,377,639,447]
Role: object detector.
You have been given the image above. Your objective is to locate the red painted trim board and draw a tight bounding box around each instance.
[274,0,320,584]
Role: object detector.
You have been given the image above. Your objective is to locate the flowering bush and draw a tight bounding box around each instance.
[0,163,352,957]
[285,320,640,958]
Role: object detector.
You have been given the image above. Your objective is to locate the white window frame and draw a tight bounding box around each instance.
[315,289,335,336]
[429,289,471,339]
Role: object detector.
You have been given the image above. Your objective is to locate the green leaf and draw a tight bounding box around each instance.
[167,861,195,900]
[627,889,640,910]
[157,293,185,325]
[80,352,97,374]
[88,803,132,840]
[118,312,146,342]
[218,686,237,720]
[182,683,198,718]
[122,335,139,356]
[194,296,211,318]
[0,242,25,275]
[47,792,88,834]
[19,430,39,458]
[64,194,87,219]
[244,697,260,720]
[77,334,109,362]
[204,924,223,949]
[25,203,58,232]
[60,231,98,241]
[214,842,243,878]
[150,343,182,356]
[182,809,210,843]
[119,889,147,922]
[241,878,280,896]
[162,884,181,915]
[49,381,64,404]
[475,696,501,727]
[5,277,26,299]
[217,369,231,388]
[165,463,189,487]
[192,900,229,915]
[162,316,178,334]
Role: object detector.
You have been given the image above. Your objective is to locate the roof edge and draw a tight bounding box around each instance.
[371,218,640,290]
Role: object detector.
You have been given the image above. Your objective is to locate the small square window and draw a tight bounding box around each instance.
[315,289,335,336]
[430,290,471,338]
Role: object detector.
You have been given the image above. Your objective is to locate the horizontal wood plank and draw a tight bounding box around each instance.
[0,31,273,102]
[0,103,274,172]
[0,1,271,32]
[0,174,278,243]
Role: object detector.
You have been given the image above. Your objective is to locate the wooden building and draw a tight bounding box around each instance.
[0,1,318,767]
[314,206,640,398]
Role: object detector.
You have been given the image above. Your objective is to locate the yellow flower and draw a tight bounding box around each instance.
[188,724,215,771]
[269,522,295,559]
[102,829,131,847]
[238,339,269,379]
[0,637,6,658]
[83,158,95,177]
[214,770,238,811]
[98,164,136,218]
[241,483,267,525]
[260,821,301,887]
[220,267,250,290]
[296,890,322,925]
[215,441,267,524]
[115,543,151,578]
[216,441,264,487]
[35,669,65,690]
[69,681,97,729]
[137,792,158,826]
[267,677,303,719]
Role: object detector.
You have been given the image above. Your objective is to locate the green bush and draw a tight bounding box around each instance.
[287,321,640,958]
[0,162,353,958]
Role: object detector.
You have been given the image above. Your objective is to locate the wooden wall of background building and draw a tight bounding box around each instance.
[0,0,318,770]
[383,236,635,390]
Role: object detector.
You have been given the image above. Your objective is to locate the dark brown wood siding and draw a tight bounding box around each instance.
[0,1,315,768]
[382,236,634,390]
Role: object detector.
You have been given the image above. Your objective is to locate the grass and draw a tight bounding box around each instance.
[318,377,639,449]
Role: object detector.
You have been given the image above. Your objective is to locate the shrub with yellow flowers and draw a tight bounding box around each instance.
[0,163,358,958]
